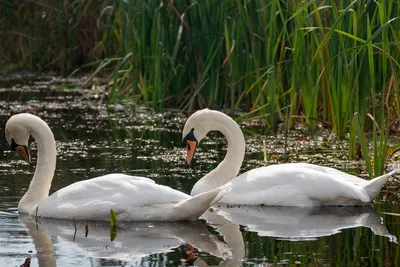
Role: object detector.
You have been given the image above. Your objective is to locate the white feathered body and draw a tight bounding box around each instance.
[33,174,227,221]
[218,163,395,207]
[184,109,398,207]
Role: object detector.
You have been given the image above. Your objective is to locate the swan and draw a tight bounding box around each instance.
[182,109,398,206]
[5,113,230,221]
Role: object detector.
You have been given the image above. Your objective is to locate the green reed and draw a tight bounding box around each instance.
[95,0,399,173]
[1,1,400,169]
[93,1,399,130]
[350,1,398,176]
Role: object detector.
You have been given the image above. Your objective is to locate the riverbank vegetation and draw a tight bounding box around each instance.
[1,0,400,175]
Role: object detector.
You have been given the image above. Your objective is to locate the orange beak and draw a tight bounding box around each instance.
[16,145,30,162]
[186,140,197,165]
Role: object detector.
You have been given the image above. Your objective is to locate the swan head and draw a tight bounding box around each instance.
[5,114,31,162]
[182,109,215,164]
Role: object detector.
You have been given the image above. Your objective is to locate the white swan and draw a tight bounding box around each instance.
[182,109,398,206]
[5,113,230,221]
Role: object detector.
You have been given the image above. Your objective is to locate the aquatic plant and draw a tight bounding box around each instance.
[1,1,400,169]
[110,209,117,241]
[95,0,399,171]
[90,0,400,148]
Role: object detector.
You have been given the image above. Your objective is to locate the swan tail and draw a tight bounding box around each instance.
[363,169,400,201]
[174,183,232,220]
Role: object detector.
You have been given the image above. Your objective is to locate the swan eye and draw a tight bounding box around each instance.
[187,143,191,151]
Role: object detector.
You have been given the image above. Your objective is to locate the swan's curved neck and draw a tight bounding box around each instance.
[19,118,56,214]
[191,113,245,196]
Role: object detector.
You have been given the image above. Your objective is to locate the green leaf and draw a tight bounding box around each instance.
[110,209,117,226]
[311,0,357,65]
[354,113,373,178]
[390,143,400,152]
[109,209,117,242]
[288,0,316,21]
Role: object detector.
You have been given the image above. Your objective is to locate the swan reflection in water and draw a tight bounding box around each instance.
[19,205,396,266]
[19,213,232,266]
[204,205,397,243]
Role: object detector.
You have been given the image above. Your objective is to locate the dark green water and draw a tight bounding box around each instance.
[0,75,400,266]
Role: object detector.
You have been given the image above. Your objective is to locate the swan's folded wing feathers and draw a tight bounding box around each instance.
[295,163,369,186]
[101,173,156,184]
[225,165,370,206]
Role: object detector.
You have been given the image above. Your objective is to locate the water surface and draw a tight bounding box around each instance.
[0,75,399,266]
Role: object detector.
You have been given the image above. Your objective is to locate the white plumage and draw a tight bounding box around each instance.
[5,113,229,221]
[35,173,227,221]
[218,163,397,206]
[182,109,398,206]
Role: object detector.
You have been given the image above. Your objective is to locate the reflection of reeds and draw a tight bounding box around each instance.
[72,217,77,241]
[85,222,89,237]
[34,206,41,230]
[242,223,397,266]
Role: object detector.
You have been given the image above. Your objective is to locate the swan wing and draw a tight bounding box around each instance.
[222,163,370,206]
[35,174,190,220]
[93,173,156,184]
[291,163,369,185]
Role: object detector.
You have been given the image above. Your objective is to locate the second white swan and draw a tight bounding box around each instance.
[182,109,398,206]
[5,113,230,221]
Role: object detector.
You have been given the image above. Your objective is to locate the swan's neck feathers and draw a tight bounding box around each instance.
[19,117,56,214]
[191,113,245,196]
